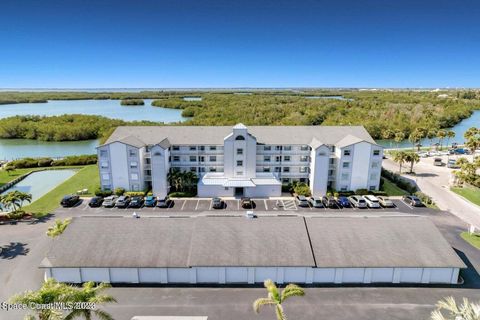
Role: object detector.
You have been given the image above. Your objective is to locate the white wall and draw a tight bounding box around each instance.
[309,145,329,196]
[244,185,281,198]
[350,142,372,190]
[198,184,234,197]
[109,142,130,190]
[151,145,170,198]
[47,266,460,285]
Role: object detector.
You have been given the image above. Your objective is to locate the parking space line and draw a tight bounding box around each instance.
[237,200,240,210]
[181,200,186,211]
[209,200,213,210]
[400,200,415,210]
[264,199,268,211]
[194,199,200,211]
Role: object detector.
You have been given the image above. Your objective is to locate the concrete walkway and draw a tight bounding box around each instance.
[383,156,480,228]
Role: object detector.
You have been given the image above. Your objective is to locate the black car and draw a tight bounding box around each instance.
[61,195,80,207]
[156,196,171,208]
[322,196,337,208]
[88,196,103,207]
[212,197,224,209]
[402,195,424,207]
[129,196,144,208]
[241,197,253,209]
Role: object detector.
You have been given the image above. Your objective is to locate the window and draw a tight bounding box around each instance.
[330,146,336,152]
[282,178,290,184]
[284,156,291,161]
[263,167,270,172]
[283,167,290,173]
[100,161,109,168]
[210,156,216,162]
[275,146,282,151]
[341,173,349,181]
[225,187,229,190]
[132,184,139,191]
[130,173,138,180]
[343,149,351,156]
[189,146,197,151]
[235,135,245,140]
[129,150,137,157]
[237,160,243,166]
[274,167,281,172]
[318,151,326,156]
[341,186,348,191]
[300,145,309,151]
[299,178,307,183]
[190,167,197,172]
[300,155,308,162]
[264,156,271,162]
[199,146,205,151]
[145,146,151,152]
[210,146,217,151]
[145,170,151,176]
[371,161,379,168]
[100,150,108,157]
[342,162,350,168]
[299,167,308,173]
[172,146,180,151]
[237,148,243,155]
[101,174,110,180]
[102,184,111,190]
[264,146,272,151]
[209,167,217,172]
[130,161,138,168]
[284,146,292,151]
[373,150,381,156]
[329,158,335,165]
[329,170,334,176]
[199,167,205,173]
[369,185,376,191]
[199,156,205,162]
[173,156,180,162]
[145,158,151,164]
[276,156,281,162]
[236,171,243,175]
[190,156,196,162]
[370,173,378,180]
[154,151,162,156]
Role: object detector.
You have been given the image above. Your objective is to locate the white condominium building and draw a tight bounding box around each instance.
[97,124,383,198]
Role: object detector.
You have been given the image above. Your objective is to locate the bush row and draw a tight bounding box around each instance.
[381,168,418,194]
[7,155,97,169]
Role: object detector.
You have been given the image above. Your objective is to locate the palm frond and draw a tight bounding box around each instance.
[275,304,288,320]
[94,309,116,320]
[253,298,276,313]
[281,284,305,301]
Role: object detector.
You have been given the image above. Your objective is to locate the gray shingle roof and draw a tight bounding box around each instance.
[41,216,465,269]
[306,216,466,268]
[103,125,378,147]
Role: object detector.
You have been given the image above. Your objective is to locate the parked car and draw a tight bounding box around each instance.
[103,195,118,208]
[212,197,224,209]
[309,197,324,208]
[241,197,253,209]
[296,195,309,207]
[115,195,130,208]
[322,195,337,208]
[418,152,429,158]
[60,195,80,207]
[129,196,144,208]
[447,159,459,168]
[348,195,367,208]
[433,158,444,166]
[336,196,350,208]
[402,195,424,207]
[88,196,103,207]
[156,196,171,208]
[363,195,381,208]
[377,196,395,208]
[144,195,156,207]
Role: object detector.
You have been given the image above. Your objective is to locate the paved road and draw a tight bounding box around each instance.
[383,156,480,228]
[1,207,479,320]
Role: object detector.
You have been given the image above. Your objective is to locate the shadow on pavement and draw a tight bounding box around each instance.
[0,242,30,260]
[455,248,480,288]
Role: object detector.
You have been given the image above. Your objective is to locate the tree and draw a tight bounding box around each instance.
[404,152,420,173]
[392,150,408,173]
[167,168,183,191]
[445,130,456,150]
[0,190,32,213]
[47,218,72,238]
[409,128,425,151]
[427,129,438,150]
[253,279,305,320]
[4,164,15,175]
[394,131,406,149]
[437,129,447,151]
[431,296,480,320]
[464,127,480,161]
[64,282,117,320]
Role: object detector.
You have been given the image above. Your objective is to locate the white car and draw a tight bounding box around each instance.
[348,195,367,208]
[377,196,395,208]
[364,195,381,208]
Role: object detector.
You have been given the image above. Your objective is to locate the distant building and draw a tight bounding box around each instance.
[97,124,383,197]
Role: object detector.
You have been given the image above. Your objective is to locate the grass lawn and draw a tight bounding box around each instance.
[451,186,480,207]
[460,232,480,250]
[380,178,408,196]
[0,168,40,187]
[24,165,99,217]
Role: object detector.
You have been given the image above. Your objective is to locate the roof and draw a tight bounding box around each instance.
[306,216,466,268]
[200,172,281,187]
[335,134,367,148]
[103,125,378,147]
[41,216,465,269]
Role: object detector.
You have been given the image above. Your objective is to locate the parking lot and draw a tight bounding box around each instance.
[56,197,435,216]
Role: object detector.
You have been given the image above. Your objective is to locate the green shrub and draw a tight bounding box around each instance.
[10,158,39,168]
[355,188,369,195]
[125,191,146,197]
[333,192,339,198]
[120,99,144,106]
[168,191,197,197]
[293,182,311,196]
[95,188,113,197]
[282,183,293,193]
[37,158,53,167]
[371,190,388,196]
[52,154,97,166]
[414,191,435,205]
[7,210,26,220]
[114,187,125,196]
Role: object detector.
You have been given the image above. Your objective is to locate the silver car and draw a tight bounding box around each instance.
[102,195,118,208]
[309,197,324,208]
[377,196,395,208]
[348,195,367,208]
[364,195,381,208]
[296,195,309,207]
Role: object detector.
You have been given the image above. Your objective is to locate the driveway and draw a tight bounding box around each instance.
[383,156,480,228]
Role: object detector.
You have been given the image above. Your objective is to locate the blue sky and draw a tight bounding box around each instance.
[0,0,479,88]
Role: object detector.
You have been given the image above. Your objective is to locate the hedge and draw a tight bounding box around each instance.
[168,191,197,197]
[125,191,146,197]
[9,155,97,169]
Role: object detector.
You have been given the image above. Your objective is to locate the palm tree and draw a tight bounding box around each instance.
[409,128,425,151]
[405,152,420,173]
[392,150,407,173]
[427,129,438,151]
[167,168,183,191]
[47,218,72,238]
[394,131,406,149]
[183,171,199,191]
[0,190,31,213]
[464,128,480,161]
[64,281,117,320]
[431,296,480,320]
[253,279,305,320]
[381,129,394,148]
[437,129,447,151]
[445,130,456,150]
